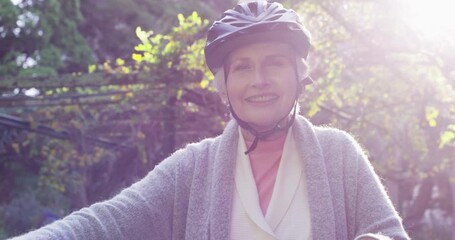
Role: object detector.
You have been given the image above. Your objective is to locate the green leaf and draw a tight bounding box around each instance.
[116,58,125,66]
[308,102,320,117]
[132,53,142,62]
[163,41,175,55]
[88,64,97,73]
[425,106,439,127]
[136,27,151,43]
[200,79,209,89]
[439,131,455,148]
[428,119,437,127]
[177,13,185,25]
[176,89,184,100]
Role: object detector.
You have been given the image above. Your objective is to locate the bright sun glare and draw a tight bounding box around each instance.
[401,0,455,41]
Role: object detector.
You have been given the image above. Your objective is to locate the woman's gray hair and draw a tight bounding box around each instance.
[212,57,310,94]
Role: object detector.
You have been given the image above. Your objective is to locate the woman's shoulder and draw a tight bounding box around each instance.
[315,125,364,155]
[156,120,238,175]
[295,119,370,178]
[314,125,358,144]
[162,135,221,162]
[295,116,359,146]
[294,116,364,159]
[184,133,228,158]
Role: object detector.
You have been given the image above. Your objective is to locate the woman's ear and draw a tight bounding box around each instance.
[213,68,229,104]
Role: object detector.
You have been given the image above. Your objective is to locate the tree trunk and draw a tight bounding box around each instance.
[161,97,176,159]
[403,177,433,231]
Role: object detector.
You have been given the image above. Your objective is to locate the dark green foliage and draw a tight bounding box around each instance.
[78,0,224,62]
[0,0,93,76]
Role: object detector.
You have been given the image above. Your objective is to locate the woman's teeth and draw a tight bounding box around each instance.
[247,95,278,102]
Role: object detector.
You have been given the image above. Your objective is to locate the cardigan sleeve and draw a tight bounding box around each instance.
[10,148,192,240]
[346,136,410,240]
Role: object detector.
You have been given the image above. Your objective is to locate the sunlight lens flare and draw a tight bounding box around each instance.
[401,0,455,41]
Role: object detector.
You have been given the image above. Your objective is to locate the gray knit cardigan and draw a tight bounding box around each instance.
[12,116,409,240]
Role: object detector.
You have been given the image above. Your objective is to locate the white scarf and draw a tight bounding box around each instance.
[230,127,312,240]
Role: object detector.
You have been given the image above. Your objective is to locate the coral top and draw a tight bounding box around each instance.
[245,133,286,215]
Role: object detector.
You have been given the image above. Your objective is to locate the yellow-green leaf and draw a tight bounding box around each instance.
[176,89,184,100]
[439,131,455,148]
[121,66,130,74]
[177,13,185,25]
[116,58,125,66]
[200,79,209,89]
[136,27,152,43]
[132,53,142,62]
[308,102,320,117]
[425,106,439,127]
[88,64,97,73]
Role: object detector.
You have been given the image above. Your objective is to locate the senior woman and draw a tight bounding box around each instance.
[12,1,409,240]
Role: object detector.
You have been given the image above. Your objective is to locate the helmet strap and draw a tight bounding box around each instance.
[229,100,298,154]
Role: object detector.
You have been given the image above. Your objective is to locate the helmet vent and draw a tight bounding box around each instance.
[222,18,237,23]
[247,2,258,16]
[234,5,247,14]
[266,15,281,21]
[231,22,249,27]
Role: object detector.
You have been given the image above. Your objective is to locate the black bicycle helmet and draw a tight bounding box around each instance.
[204,0,311,74]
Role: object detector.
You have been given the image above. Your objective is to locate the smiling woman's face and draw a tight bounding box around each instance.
[225,42,299,131]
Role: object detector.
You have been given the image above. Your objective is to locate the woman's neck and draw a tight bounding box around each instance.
[240,114,292,142]
[240,126,288,143]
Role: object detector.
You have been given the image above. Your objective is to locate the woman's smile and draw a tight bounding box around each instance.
[245,94,279,104]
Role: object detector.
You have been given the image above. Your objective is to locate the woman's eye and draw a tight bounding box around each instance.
[233,63,252,71]
[266,59,285,67]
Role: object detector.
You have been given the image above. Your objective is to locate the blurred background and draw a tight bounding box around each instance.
[0,0,454,239]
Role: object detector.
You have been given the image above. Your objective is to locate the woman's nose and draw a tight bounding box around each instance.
[250,66,270,87]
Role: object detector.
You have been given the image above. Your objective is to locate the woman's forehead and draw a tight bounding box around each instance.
[227,42,294,62]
